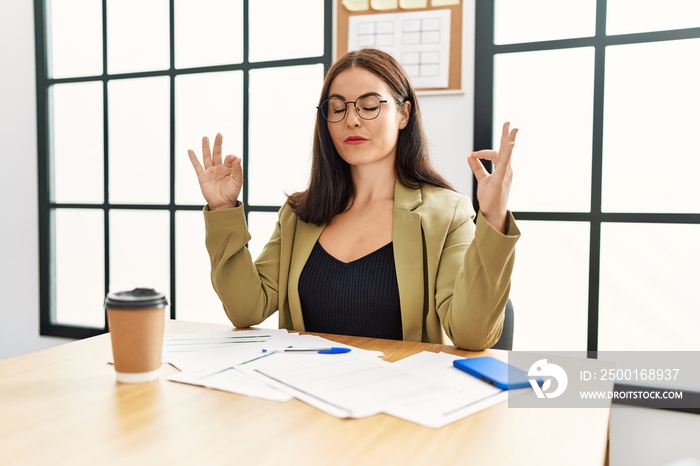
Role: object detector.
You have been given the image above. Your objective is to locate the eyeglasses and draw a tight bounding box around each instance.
[317,95,398,123]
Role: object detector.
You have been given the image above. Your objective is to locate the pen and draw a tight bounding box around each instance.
[261,347,351,354]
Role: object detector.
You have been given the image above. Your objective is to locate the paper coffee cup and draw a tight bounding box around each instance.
[104,288,169,383]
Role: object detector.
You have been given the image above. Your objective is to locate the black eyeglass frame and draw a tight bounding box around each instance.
[317,95,402,123]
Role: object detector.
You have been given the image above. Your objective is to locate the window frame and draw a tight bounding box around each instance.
[34,0,333,339]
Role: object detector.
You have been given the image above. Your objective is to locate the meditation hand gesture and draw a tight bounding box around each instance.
[187,133,243,211]
[468,122,518,233]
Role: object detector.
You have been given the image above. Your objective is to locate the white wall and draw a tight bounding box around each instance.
[0,0,71,359]
[417,0,475,198]
[0,0,474,359]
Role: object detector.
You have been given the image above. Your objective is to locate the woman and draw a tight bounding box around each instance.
[187,48,519,350]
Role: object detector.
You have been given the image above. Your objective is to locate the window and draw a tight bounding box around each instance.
[36,0,332,338]
[475,0,700,351]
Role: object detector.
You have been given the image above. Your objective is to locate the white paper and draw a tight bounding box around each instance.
[391,351,498,388]
[238,352,453,419]
[167,363,292,402]
[162,334,522,428]
[163,331,384,401]
[348,9,451,88]
[370,0,398,9]
[399,0,428,8]
[163,329,288,352]
[342,0,370,11]
[163,332,381,372]
[385,351,517,428]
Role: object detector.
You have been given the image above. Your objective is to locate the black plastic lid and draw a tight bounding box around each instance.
[104,288,169,310]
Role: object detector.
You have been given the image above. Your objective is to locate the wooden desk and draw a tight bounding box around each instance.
[0,320,609,466]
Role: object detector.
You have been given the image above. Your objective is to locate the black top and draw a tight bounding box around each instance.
[298,241,403,340]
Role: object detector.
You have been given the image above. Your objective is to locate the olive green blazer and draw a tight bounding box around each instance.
[203,181,519,350]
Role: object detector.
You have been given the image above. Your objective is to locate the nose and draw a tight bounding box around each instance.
[344,102,361,127]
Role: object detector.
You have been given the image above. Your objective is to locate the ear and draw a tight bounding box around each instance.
[398,100,411,130]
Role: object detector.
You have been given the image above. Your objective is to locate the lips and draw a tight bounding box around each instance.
[344,136,368,144]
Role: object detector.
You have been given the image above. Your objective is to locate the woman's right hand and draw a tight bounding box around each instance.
[187,133,243,211]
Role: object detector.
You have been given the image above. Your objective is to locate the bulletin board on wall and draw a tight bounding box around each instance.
[336,0,463,92]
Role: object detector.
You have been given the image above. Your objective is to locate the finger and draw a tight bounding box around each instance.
[187,149,205,176]
[212,133,223,165]
[499,133,517,168]
[490,128,516,178]
[474,146,507,184]
[202,136,212,169]
[501,121,511,141]
[223,154,238,167]
[467,153,490,182]
[499,123,518,161]
[471,149,498,161]
[225,155,244,184]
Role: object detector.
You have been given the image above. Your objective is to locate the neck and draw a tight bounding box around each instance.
[349,159,396,207]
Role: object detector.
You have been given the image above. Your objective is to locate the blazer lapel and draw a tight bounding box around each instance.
[393,182,425,342]
[287,219,324,331]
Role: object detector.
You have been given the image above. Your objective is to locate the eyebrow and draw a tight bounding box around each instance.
[328,91,383,100]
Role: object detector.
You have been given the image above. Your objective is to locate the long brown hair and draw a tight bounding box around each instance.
[287,48,454,225]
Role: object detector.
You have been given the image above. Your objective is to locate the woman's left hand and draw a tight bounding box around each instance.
[467,121,518,233]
